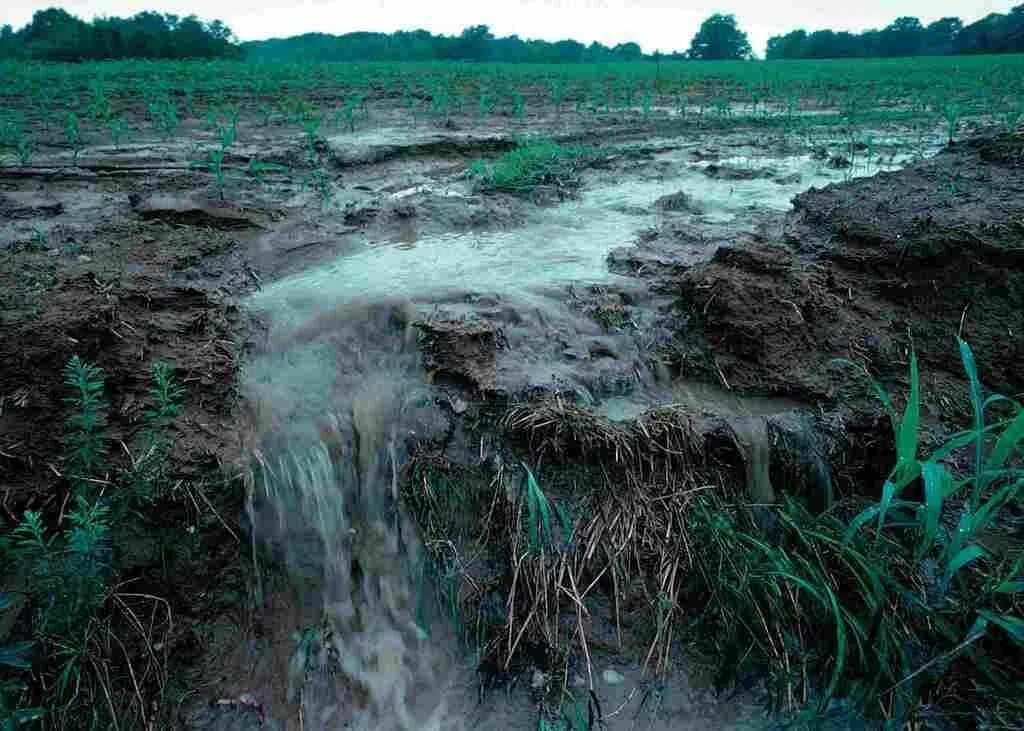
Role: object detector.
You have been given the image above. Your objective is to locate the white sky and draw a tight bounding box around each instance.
[1,1,1017,56]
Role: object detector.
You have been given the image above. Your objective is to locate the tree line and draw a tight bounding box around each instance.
[767,6,1024,59]
[2,5,1023,64]
[244,25,651,63]
[0,8,241,61]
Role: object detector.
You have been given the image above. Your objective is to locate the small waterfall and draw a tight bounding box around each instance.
[242,302,462,730]
[729,415,777,536]
[731,416,774,507]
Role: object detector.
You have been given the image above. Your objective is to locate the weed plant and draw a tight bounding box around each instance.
[686,340,1024,726]
[470,138,595,196]
[1,358,186,728]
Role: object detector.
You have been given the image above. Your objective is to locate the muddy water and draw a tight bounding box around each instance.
[251,147,903,323]
[238,139,915,729]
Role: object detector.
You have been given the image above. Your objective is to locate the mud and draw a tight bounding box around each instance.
[2,84,1008,728]
[670,135,1024,415]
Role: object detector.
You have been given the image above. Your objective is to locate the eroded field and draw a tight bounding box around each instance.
[1,64,1023,730]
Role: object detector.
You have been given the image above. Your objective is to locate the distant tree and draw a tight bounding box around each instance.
[687,14,752,60]
[955,5,1024,54]
[766,29,806,59]
[922,17,963,55]
[765,7,1024,59]
[455,25,494,60]
[0,6,239,60]
[878,16,925,57]
[613,42,643,61]
[552,39,586,63]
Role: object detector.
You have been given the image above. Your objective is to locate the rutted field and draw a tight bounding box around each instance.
[1,58,1023,730]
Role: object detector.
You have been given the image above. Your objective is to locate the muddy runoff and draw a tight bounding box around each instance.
[232,132,968,728]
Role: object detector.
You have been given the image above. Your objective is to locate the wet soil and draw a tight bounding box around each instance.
[668,135,1024,414]
[2,89,1011,728]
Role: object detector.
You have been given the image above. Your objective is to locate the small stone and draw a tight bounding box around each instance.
[450,397,468,414]
[531,669,548,689]
[77,255,92,263]
[602,669,625,685]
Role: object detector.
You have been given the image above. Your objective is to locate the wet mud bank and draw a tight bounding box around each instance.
[386,133,1024,725]
[667,135,1024,425]
[4,95,1017,727]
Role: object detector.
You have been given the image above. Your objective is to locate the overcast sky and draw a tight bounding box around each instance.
[1,1,1017,55]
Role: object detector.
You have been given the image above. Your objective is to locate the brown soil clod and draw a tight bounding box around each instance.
[415,318,501,392]
[130,193,273,229]
[0,190,64,219]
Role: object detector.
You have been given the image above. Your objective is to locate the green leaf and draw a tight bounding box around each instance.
[977,611,1024,646]
[895,350,920,472]
[995,578,1024,594]
[918,462,948,557]
[945,544,988,584]
[969,478,1024,535]
[958,338,986,507]
[876,480,898,540]
[967,615,989,641]
[0,641,33,670]
[829,358,897,434]
[986,409,1024,472]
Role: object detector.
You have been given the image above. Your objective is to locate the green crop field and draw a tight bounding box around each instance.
[1,49,1023,731]
[1,55,1022,154]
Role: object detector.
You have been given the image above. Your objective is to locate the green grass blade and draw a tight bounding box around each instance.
[995,579,1024,595]
[876,479,898,540]
[918,461,948,558]
[968,477,1024,535]
[985,409,1024,472]
[977,611,1024,646]
[0,640,34,670]
[957,338,986,508]
[895,350,920,474]
[944,544,988,587]
[773,567,847,699]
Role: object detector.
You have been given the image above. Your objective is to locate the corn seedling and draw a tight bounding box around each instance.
[148,97,178,140]
[87,79,111,123]
[511,87,526,120]
[192,146,228,199]
[548,78,566,118]
[301,106,323,161]
[247,158,289,189]
[64,113,81,163]
[14,136,33,167]
[21,227,48,253]
[333,93,365,133]
[107,115,127,149]
[943,100,961,144]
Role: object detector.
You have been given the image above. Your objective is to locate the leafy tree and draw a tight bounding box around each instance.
[613,42,642,61]
[878,16,925,57]
[687,14,752,60]
[0,6,240,61]
[766,5,1024,59]
[923,17,963,55]
[454,25,494,61]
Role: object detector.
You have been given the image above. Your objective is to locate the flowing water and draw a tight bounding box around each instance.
[236,139,917,728]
